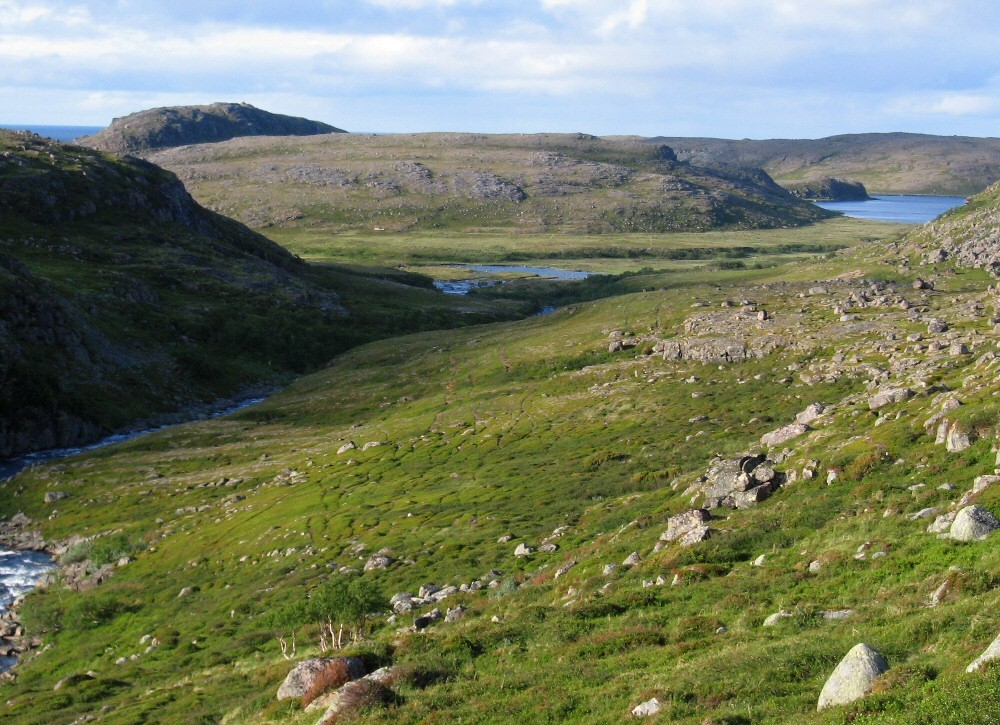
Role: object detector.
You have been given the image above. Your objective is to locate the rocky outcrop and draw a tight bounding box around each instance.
[785,178,871,201]
[78,103,345,156]
[655,336,787,364]
[817,643,889,710]
[696,454,783,510]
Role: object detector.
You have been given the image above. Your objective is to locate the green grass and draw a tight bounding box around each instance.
[3,236,999,722]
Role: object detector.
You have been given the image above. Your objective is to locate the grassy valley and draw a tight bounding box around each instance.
[1,177,999,723]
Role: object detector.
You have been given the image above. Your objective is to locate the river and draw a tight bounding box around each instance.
[433,263,592,296]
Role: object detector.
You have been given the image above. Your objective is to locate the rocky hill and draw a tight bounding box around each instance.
[784,177,871,201]
[0,131,506,458]
[0,168,997,723]
[148,132,833,235]
[642,132,1000,196]
[77,103,344,156]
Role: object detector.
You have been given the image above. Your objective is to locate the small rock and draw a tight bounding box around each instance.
[752,554,766,567]
[760,423,810,447]
[622,551,641,567]
[763,610,792,626]
[336,441,356,455]
[177,587,195,598]
[602,564,617,576]
[868,387,913,410]
[513,543,534,557]
[808,560,822,573]
[631,698,661,717]
[43,491,69,504]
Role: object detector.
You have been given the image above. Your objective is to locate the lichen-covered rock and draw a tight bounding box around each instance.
[276,657,365,700]
[868,387,913,410]
[945,424,974,452]
[661,509,711,543]
[795,402,826,425]
[817,643,889,710]
[760,423,810,447]
[949,505,1000,541]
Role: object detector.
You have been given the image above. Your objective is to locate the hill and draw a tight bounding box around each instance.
[0,130,515,458]
[641,133,1000,196]
[0,171,997,722]
[146,132,833,235]
[77,103,344,156]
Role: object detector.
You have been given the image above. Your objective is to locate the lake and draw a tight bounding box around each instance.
[814,195,966,223]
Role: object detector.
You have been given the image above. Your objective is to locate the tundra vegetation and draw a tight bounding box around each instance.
[0,128,998,723]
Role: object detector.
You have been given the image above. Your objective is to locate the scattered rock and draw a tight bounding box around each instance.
[43,491,69,504]
[336,441,356,455]
[966,632,1000,673]
[622,551,641,567]
[817,643,889,711]
[760,423,810,447]
[763,610,792,626]
[513,543,534,557]
[949,505,1000,541]
[795,402,826,425]
[631,697,662,717]
[868,387,913,410]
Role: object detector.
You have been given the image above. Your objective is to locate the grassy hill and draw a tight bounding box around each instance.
[1,182,998,722]
[145,132,832,236]
[641,133,1000,196]
[0,130,518,458]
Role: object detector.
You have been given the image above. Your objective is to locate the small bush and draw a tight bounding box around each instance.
[59,541,93,565]
[302,659,354,709]
[335,679,398,718]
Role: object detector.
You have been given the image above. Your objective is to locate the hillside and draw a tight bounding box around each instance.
[641,133,1000,196]
[0,177,997,722]
[0,130,515,458]
[77,103,344,156]
[146,132,833,235]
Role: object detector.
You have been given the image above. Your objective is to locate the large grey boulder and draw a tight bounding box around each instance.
[276,657,365,700]
[796,403,826,425]
[817,643,889,710]
[949,505,1000,542]
[966,632,1000,673]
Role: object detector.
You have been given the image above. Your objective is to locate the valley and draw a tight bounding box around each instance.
[0,121,998,724]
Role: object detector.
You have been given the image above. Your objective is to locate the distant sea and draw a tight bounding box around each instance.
[0,124,104,142]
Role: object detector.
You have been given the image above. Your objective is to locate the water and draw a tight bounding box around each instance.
[0,549,55,671]
[0,125,104,142]
[0,395,268,483]
[814,195,966,223]
[434,264,592,296]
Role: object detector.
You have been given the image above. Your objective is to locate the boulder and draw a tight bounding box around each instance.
[513,543,534,557]
[795,402,826,425]
[336,441,356,455]
[661,509,711,543]
[276,656,365,700]
[763,610,792,626]
[631,697,662,717]
[363,551,396,571]
[817,643,889,711]
[868,387,913,410]
[760,423,810,447]
[945,424,974,453]
[966,632,1000,673]
[43,491,69,504]
[622,551,641,567]
[949,505,1000,541]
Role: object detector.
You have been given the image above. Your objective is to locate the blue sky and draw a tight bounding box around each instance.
[1,0,998,138]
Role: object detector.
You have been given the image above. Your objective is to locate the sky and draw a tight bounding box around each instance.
[1,0,999,139]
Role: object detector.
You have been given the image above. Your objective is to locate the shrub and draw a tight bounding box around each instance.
[335,679,398,717]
